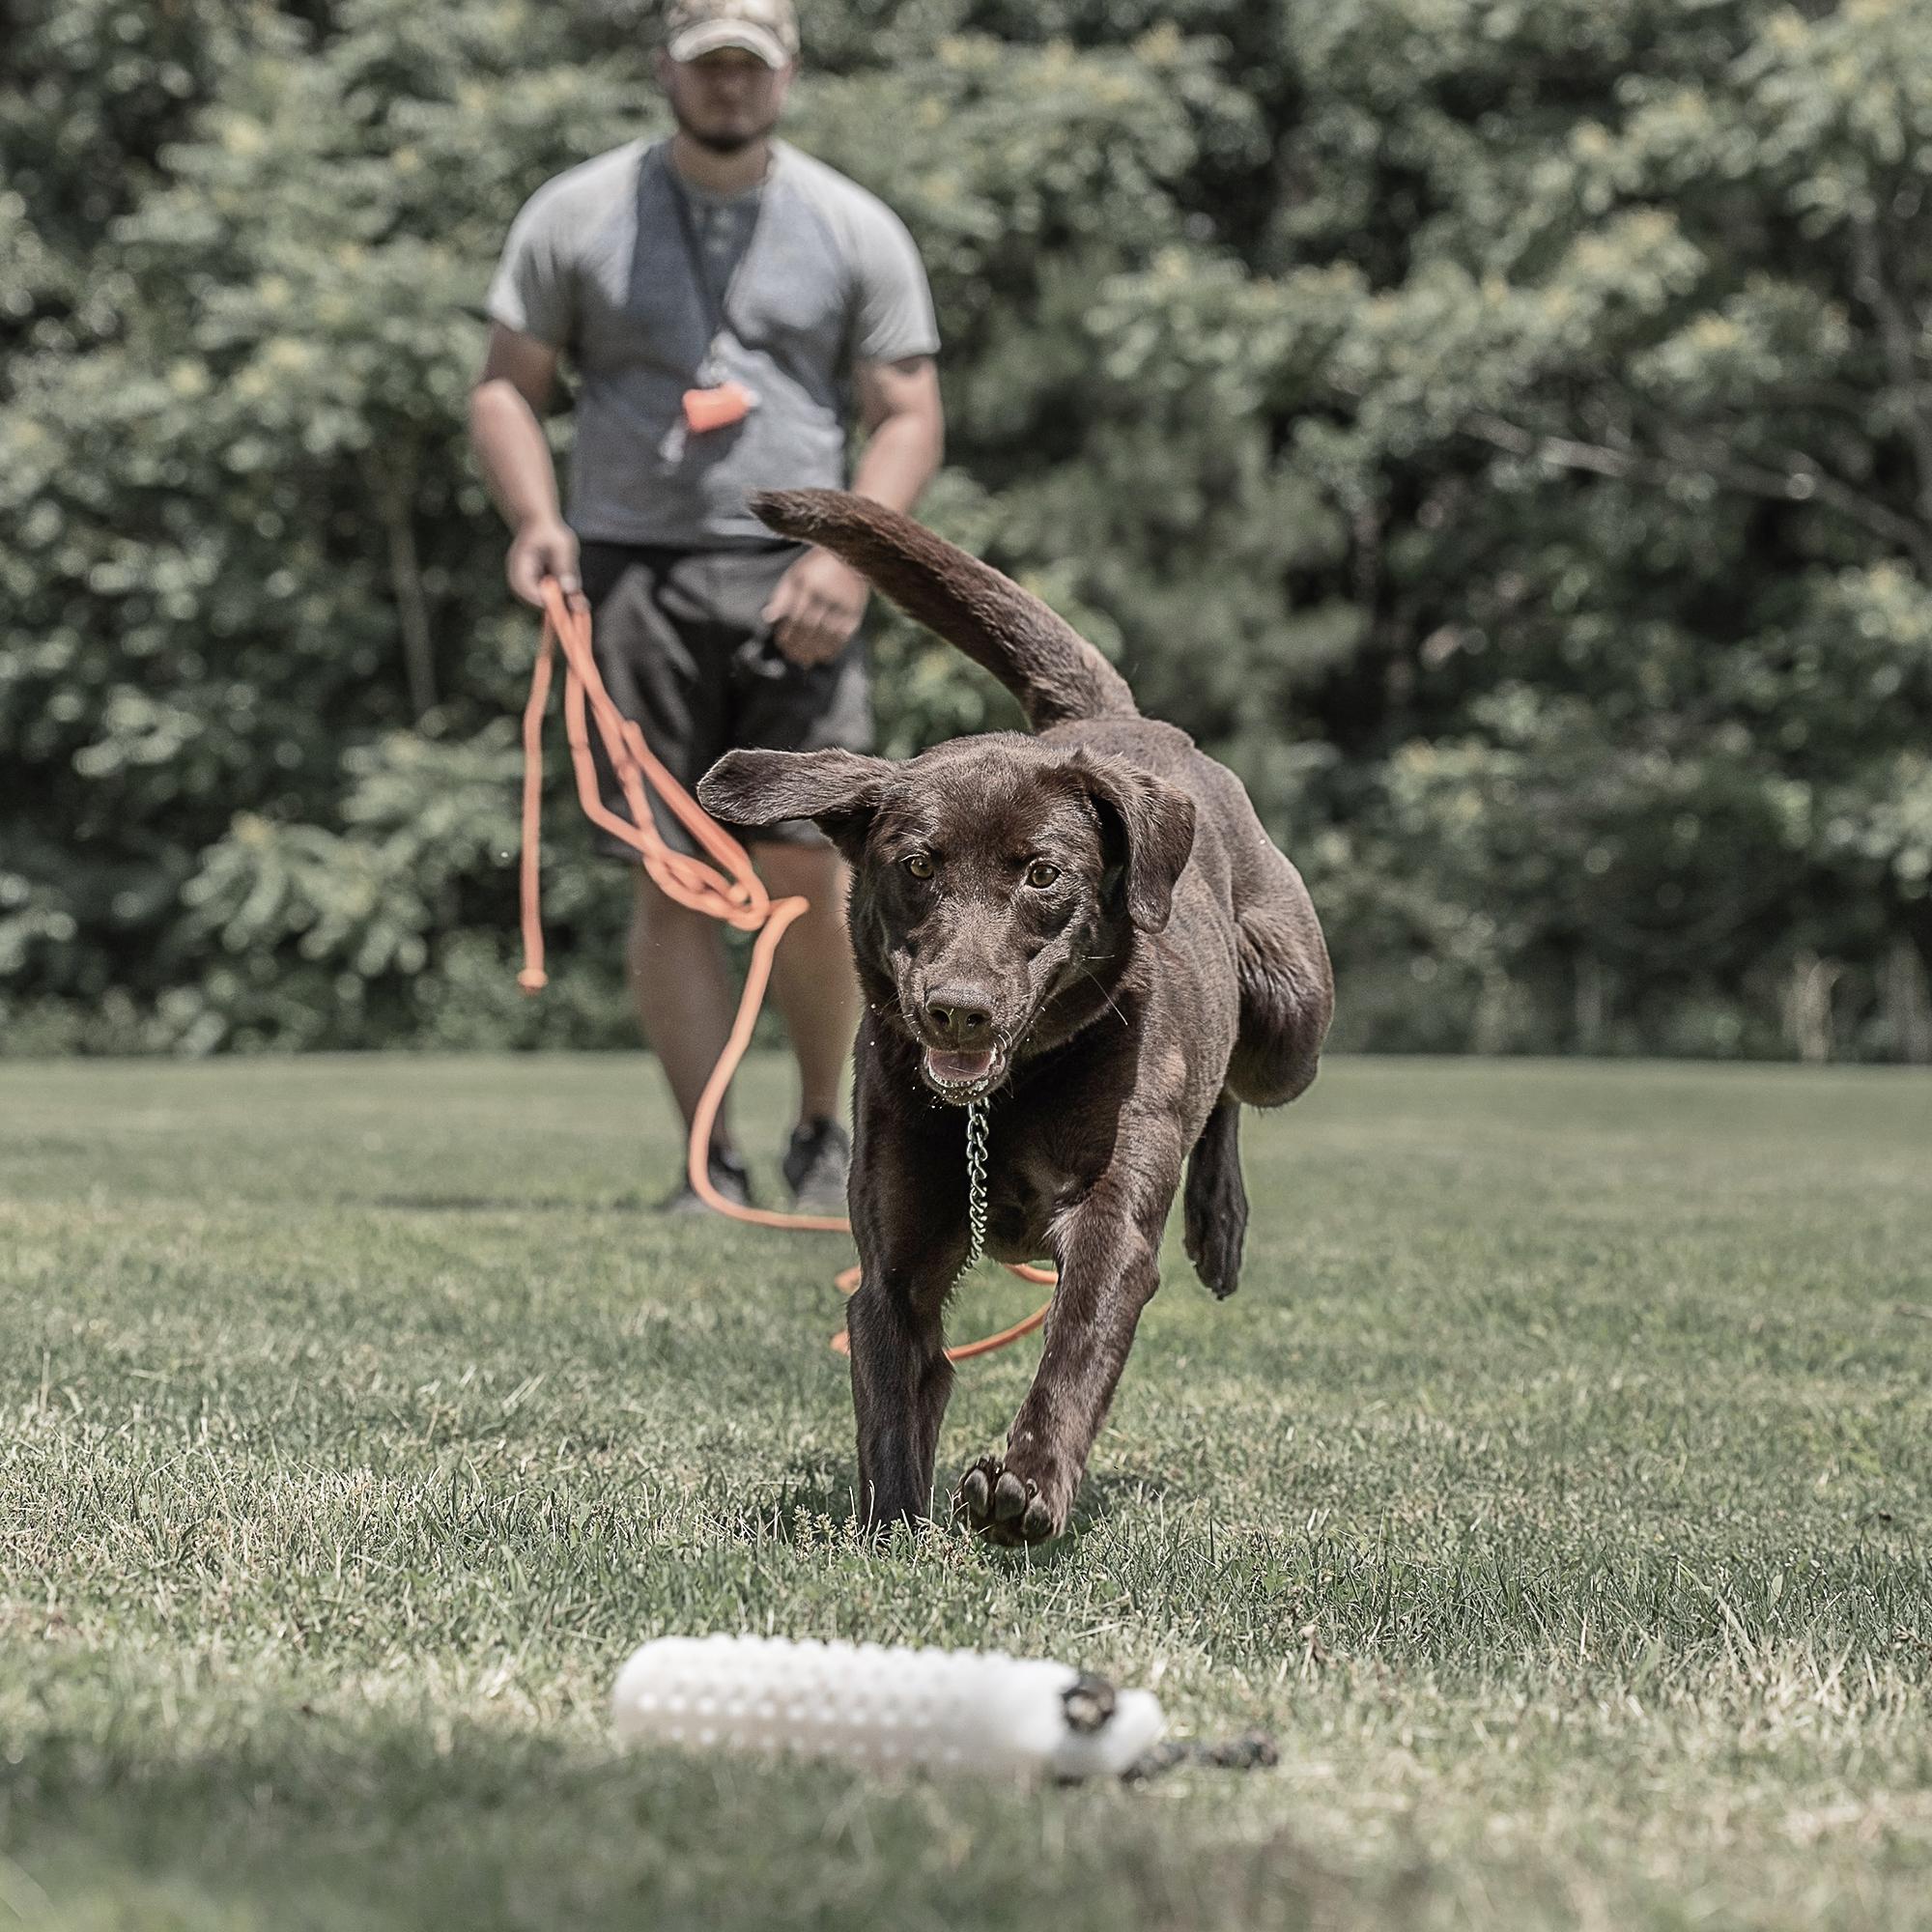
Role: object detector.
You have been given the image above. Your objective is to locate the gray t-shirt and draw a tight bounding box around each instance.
[485,139,940,548]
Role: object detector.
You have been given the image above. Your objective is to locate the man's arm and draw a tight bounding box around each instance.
[765,355,944,664]
[849,354,945,512]
[469,324,585,610]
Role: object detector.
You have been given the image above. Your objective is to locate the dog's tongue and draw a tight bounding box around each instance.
[925,1046,995,1086]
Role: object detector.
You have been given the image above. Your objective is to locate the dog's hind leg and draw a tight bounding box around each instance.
[1183,1097,1247,1299]
[1226,897,1333,1109]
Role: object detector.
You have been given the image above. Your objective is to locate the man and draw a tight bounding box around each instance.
[470,0,944,1213]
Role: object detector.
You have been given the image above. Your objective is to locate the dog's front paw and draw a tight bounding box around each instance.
[953,1453,1069,1548]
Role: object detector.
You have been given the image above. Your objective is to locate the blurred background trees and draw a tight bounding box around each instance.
[4,0,1929,1059]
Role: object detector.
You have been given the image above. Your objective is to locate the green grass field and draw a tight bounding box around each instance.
[2,1053,1928,1930]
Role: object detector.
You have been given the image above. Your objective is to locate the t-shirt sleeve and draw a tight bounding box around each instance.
[846,203,940,366]
[485,187,576,350]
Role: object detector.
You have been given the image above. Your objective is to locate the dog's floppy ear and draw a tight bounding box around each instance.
[696,748,895,855]
[1074,756,1196,934]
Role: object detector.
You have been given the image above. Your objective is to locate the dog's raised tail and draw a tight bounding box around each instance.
[751,489,1138,731]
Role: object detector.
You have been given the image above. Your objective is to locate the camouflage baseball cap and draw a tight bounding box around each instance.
[665,0,799,68]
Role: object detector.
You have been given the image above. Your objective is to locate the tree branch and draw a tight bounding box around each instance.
[361,449,439,722]
[1851,213,1932,531]
[1463,412,1932,577]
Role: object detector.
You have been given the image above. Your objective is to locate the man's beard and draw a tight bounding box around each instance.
[673,108,777,156]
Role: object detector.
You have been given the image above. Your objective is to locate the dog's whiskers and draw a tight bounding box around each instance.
[1079,964,1130,1030]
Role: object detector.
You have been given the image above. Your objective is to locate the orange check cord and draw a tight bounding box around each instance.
[515,580,1054,1363]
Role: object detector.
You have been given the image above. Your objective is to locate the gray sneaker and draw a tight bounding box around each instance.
[658,1148,755,1216]
[783,1117,850,1216]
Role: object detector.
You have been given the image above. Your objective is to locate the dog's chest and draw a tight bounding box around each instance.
[983,1127,1089,1264]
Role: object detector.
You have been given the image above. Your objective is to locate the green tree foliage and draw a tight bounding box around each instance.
[4,0,1929,1059]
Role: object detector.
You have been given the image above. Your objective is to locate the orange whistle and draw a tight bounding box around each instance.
[682,382,756,433]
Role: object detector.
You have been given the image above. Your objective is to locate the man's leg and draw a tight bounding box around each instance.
[753,838,861,1126]
[577,544,748,1197]
[626,863,740,1154]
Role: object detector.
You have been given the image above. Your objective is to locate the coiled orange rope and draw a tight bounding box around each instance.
[516,579,1052,1361]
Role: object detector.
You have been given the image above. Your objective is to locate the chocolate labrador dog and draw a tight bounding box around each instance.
[698,490,1332,1546]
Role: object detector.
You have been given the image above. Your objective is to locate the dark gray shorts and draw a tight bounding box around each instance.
[577,540,874,861]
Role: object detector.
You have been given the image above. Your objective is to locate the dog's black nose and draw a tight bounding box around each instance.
[923,987,995,1044]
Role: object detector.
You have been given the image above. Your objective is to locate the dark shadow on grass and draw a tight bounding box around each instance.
[725,1470,1083,1565]
[1073,1466,1181,1526]
[722,1463,1185,1563]
[948,1466,1187,1571]
[723,1468,860,1546]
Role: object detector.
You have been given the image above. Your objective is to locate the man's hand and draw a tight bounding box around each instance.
[506,516,584,611]
[763,547,869,666]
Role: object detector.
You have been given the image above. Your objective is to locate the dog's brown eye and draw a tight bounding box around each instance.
[1026,861,1061,889]
[904,854,934,881]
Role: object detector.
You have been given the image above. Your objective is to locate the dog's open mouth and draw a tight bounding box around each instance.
[921,1045,1007,1100]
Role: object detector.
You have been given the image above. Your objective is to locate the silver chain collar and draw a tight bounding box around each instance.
[961,1096,989,1278]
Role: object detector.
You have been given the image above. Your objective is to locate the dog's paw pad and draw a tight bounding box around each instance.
[992,1469,1031,1522]
[953,1456,1064,1547]
[956,1463,993,1520]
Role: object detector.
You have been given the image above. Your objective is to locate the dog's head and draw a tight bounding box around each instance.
[697,738,1194,1102]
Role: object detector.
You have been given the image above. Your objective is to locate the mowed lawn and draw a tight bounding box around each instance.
[1,1054,1928,1931]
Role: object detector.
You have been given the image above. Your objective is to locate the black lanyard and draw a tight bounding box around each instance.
[664,152,767,352]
